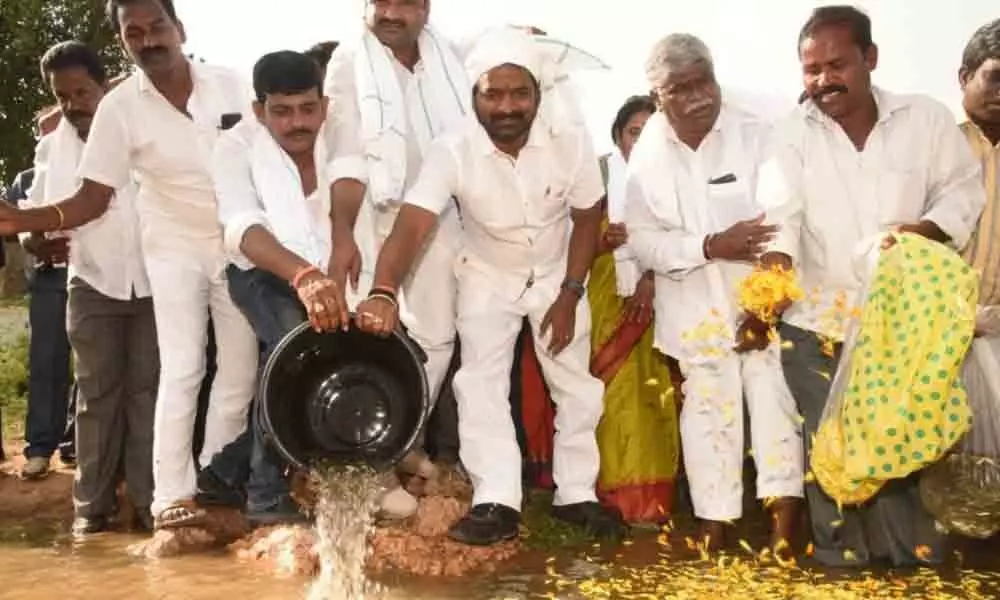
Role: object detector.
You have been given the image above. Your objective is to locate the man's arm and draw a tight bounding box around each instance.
[7,92,137,234]
[213,124,315,282]
[324,47,368,233]
[916,104,987,248]
[12,180,113,233]
[370,141,459,292]
[755,135,805,269]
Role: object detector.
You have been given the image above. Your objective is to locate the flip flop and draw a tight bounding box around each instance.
[153,500,208,531]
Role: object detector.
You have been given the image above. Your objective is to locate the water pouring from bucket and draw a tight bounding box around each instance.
[258,319,431,473]
[258,319,431,600]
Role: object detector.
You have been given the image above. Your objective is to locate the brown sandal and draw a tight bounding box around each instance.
[153,500,208,530]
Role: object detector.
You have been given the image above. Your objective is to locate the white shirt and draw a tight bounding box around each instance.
[213,119,368,271]
[759,87,986,340]
[79,61,252,254]
[23,121,149,300]
[626,105,772,360]
[403,118,604,297]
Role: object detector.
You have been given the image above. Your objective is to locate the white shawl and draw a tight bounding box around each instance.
[605,148,641,296]
[249,125,330,269]
[352,25,470,207]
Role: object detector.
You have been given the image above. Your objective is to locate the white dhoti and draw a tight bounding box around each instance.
[679,346,803,521]
[452,264,604,511]
[145,240,258,515]
[372,201,461,403]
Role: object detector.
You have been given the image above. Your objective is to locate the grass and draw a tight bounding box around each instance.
[519,490,596,551]
[0,331,29,443]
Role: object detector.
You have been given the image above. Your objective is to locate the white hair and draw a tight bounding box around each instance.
[644,33,714,88]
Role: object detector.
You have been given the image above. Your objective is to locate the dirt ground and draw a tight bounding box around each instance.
[0,444,74,526]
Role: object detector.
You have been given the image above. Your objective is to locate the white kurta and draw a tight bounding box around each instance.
[324,30,469,402]
[625,106,804,521]
[758,87,986,342]
[404,118,606,510]
[79,62,259,514]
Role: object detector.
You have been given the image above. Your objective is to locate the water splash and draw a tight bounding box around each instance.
[307,465,387,600]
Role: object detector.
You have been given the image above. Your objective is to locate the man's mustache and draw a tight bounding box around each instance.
[812,84,849,99]
[489,112,526,124]
[287,128,314,138]
[376,18,407,29]
[138,46,168,61]
[684,99,714,116]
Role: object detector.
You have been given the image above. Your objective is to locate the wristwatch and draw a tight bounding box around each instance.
[561,277,586,298]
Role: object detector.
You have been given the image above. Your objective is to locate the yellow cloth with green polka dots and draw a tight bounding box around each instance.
[813,234,978,506]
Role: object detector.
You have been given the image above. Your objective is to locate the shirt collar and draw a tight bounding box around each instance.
[962,118,1000,149]
[803,85,910,127]
[136,57,201,95]
[472,117,552,157]
[663,102,731,147]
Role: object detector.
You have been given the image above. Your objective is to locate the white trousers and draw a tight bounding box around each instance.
[145,244,258,514]
[679,346,803,521]
[452,267,604,510]
[373,203,460,403]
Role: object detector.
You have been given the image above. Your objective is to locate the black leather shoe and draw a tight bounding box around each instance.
[552,501,627,540]
[71,516,110,536]
[195,467,245,508]
[447,503,520,546]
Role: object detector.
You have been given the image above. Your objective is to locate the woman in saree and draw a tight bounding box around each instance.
[510,96,681,524]
[589,95,680,524]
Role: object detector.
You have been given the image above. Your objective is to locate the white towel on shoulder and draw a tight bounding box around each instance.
[249,124,330,269]
[352,25,470,208]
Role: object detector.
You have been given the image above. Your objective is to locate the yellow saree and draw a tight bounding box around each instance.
[590,219,680,523]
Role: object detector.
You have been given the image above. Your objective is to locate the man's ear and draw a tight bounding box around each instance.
[959,65,974,90]
[252,101,266,124]
[177,19,187,45]
[863,43,879,72]
[320,96,330,121]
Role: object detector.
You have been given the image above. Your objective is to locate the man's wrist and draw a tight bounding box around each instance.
[561,277,585,300]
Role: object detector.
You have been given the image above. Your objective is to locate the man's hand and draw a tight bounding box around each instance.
[294,271,350,332]
[329,230,362,292]
[22,234,68,264]
[882,220,948,250]
[0,202,25,237]
[622,272,654,324]
[539,290,578,355]
[599,223,628,254]
[706,214,779,262]
[734,313,772,353]
[355,294,399,338]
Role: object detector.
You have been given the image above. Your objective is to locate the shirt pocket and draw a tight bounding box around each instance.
[706,179,756,229]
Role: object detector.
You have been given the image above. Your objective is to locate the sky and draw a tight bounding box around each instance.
[176,0,996,153]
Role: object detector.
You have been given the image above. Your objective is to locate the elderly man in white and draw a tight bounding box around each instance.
[352,27,626,547]
[758,6,986,567]
[0,0,260,531]
[624,34,804,553]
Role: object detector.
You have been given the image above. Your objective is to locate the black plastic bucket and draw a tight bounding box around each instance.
[258,319,430,472]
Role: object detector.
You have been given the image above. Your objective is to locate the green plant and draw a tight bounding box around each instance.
[0,332,29,440]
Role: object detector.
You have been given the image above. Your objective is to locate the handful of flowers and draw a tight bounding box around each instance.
[737,265,805,325]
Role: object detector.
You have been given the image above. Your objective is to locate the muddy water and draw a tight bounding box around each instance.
[4,521,1000,600]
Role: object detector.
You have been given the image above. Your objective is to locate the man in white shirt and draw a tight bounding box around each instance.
[25,41,158,536]
[354,27,625,546]
[0,0,259,531]
[625,33,803,554]
[758,6,986,567]
[204,50,368,525]
[324,0,469,454]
